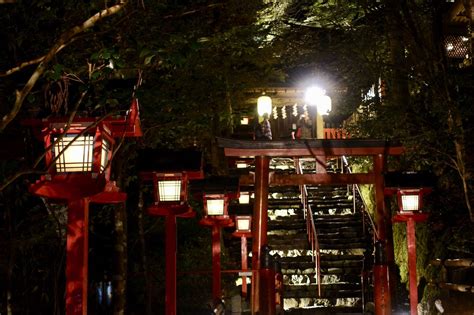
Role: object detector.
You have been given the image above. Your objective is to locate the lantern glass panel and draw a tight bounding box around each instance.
[401,194,419,211]
[239,192,250,204]
[206,198,225,216]
[236,218,251,232]
[158,180,182,202]
[236,162,247,169]
[100,140,111,172]
[54,135,94,172]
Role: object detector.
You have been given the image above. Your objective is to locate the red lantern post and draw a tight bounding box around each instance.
[139,149,203,315]
[391,188,430,315]
[200,193,235,300]
[232,215,252,298]
[385,172,433,315]
[23,99,142,315]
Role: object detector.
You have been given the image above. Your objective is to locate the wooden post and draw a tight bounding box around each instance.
[212,225,222,300]
[241,236,248,298]
[251,156,270,314]
[66,198,90,315]
[407,217,418,315]
[165,215,177,315]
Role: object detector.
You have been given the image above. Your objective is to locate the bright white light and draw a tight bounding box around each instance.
[236,217,251,231]
[240,117,249,125]
[401,195,419,211]
[305,86,332,115]
[305,86,326,105]
[206,198,225,215]
[239,192,250,204]
[236,162,247,169]
[317,95,332,115]
[158,180,182,201]
[446,43,454,51]
[257,95,272,116]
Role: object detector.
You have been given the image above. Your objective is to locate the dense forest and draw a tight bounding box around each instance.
[1,0,473,314]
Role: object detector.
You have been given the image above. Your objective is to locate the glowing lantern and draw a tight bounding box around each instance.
[257,94,272,117]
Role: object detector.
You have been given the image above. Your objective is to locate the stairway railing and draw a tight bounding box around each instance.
[342,156,379,241]
[342,156,378,314]
[294,157,321,296]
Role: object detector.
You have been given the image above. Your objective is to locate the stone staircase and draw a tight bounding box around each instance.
[267,161,372,314]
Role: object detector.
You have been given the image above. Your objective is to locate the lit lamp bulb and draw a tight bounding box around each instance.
[305,86,332,115]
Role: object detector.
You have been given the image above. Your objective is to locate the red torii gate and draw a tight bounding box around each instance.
[217,137,404,315]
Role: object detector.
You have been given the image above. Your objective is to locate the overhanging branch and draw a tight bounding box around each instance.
[0,1,129,133]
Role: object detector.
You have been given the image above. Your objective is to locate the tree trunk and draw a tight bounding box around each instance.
[114,202,127,315]
[5,198,14,315]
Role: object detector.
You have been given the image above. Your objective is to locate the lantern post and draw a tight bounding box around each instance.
[138,149,203,315]
[385,172,433,315]
[23,99,142,315]
[232,215,252,298]
[197,177,239,301]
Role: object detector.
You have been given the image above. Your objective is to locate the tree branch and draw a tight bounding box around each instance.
[0,1,129,133]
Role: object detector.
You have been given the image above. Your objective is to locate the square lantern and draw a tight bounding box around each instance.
[153,172,188,205]
[46,123,114,177]
[235,215,252,233]
[236,161,248,169]
[238,191,250,204]
[397,189,423,213]
[204,193,229,217]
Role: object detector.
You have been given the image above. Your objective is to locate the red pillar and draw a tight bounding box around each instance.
[165,215,177,315]
[373,154,391,315]
[251,156,270,314]
[66,198,90,315]
[241,236,248,298]
[212,225,222,300]
[260,268,275,315]
[406,218,418,315]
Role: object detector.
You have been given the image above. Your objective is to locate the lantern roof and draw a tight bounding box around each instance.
[138,149,204,181]
[22,98,142,138]
[190,176,240,199]
[384,171,435,195]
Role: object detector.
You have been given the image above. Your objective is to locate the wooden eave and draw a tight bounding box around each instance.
[217,138,404,158]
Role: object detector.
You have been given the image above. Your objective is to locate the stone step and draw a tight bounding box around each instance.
[279,254,364,263]
[283,273,362,285]
[283,283,362,299]
[317,230,363,239]
[283,306,363,315]
[319,242,367,250]
[269,199,302,205]
[281,259,363,271]
[269,241,310,251]
[314,217,362,226]
[268,220,306,230]
[317,227,363,237]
